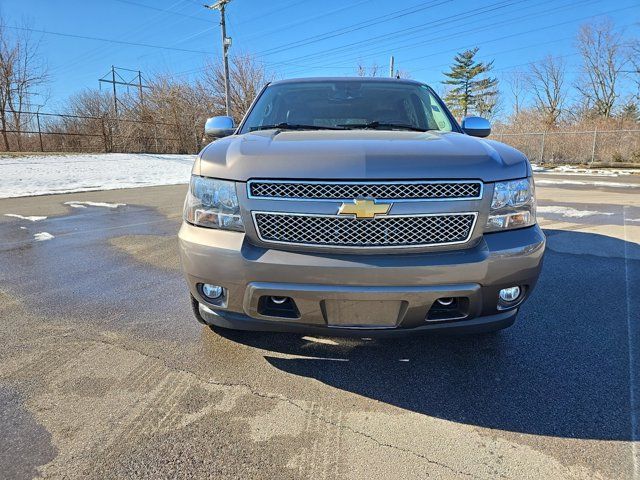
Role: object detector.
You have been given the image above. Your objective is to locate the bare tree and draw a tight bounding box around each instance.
[61,89,114,152]
[0,24,16,150]
[356,62,379,77]
[66,89,113,118]
[630,39,640,101]
[0,18,48,151]
[504,70,527,117]
[200,53,273,123]
[134,76,204,153]
[575,19,626,118]
[528,55,567,128]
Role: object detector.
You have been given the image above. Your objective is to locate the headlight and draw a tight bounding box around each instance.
[183,176,244,231]
[486,177,536,231]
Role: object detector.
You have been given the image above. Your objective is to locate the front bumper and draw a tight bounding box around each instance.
[178,223,545,335]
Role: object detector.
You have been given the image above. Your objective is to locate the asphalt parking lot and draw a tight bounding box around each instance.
[1,174,639,479]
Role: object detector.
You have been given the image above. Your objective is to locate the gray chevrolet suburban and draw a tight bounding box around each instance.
[179,77,545,336]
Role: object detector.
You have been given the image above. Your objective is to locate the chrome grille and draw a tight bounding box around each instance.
[253,212,477,248]
[248,180,482,200]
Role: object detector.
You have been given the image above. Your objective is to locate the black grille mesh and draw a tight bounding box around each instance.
[249,181,481,200]
[254,213,476,248]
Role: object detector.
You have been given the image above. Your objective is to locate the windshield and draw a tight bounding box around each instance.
[240,80,455,134]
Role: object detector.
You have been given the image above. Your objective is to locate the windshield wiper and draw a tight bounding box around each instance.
[337,121,429,132]
[251,122,346,131]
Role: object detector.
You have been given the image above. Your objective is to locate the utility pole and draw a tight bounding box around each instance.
[205,0,232,116]
[138,70,144,105]
[389,56,394,78]
[111,66,118,116]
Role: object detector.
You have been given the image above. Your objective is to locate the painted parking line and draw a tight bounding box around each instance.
[623,206,640,479]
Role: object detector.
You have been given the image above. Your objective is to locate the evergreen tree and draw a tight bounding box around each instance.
[620,101,639,123]
[442,47,498,119]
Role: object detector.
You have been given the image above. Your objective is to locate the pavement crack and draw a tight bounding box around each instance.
[87,335,490,479]
[284,397,486,479]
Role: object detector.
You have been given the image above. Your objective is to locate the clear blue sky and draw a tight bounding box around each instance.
[1,0,638,110]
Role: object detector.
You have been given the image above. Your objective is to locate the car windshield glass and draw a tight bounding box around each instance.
[241,80,454,134]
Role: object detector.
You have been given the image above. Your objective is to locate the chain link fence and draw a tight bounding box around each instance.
[492,129,640,164]
[0,111,206,154]
[2,110,640,164]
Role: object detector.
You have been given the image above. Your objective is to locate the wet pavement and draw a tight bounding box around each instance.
[0,176,639,479]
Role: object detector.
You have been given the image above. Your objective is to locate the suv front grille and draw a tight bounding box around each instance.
[253,212,477,248]
[248,180,482,200]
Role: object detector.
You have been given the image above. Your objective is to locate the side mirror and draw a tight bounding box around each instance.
[204,116,235,138]
[461,116,491,138]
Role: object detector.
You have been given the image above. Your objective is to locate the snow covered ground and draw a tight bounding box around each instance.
[0,153,195,199]
[535,179,640,188]
[531,163,637,177]
[536,206,615,218]
[0,153,637,199]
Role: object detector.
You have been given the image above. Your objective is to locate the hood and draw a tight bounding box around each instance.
[196,130,530,182]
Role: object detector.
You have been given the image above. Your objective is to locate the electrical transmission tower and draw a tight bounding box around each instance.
[204,0,232,116]
[99,66,150,117]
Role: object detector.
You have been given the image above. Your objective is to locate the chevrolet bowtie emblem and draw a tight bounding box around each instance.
[338,199,392,219]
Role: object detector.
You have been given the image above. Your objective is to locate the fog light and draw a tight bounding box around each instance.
[499,286,521,303]
[202,283,223,300]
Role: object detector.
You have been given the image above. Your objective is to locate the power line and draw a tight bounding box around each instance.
[48,0,203,74]
[305,0,582,69]
[400,2,637,69]
[5,25,214,55]
[111,0,211,23]
[277,0,557,68]
[18,0,636,98]
[256,0,452,57]
[260,0,529,71]
[280,20,635,89]
[273,0,545,75]
[239,0,370,44]
[231,0,308,27]
[165,1,603,79]
[403,6,617,73]
[278,1,630,78]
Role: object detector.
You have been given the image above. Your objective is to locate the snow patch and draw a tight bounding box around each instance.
[537,206,615,218]
[548,165,634,177]
[530,164,550,172]
[534,165,637,177]
[0,153,195,199]
[4,213,47,221]
[33,232,54,241]
[64,201,126,209]
[536,179,640,188]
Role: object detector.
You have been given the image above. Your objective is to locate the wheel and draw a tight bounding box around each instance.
[190,294,208,325]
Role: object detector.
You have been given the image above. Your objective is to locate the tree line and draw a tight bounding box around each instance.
[0,16,271,153]
[0,16,638,160]
[441,19,639,132]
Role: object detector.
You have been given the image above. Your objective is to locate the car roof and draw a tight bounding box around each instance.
[269,77,427,87]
